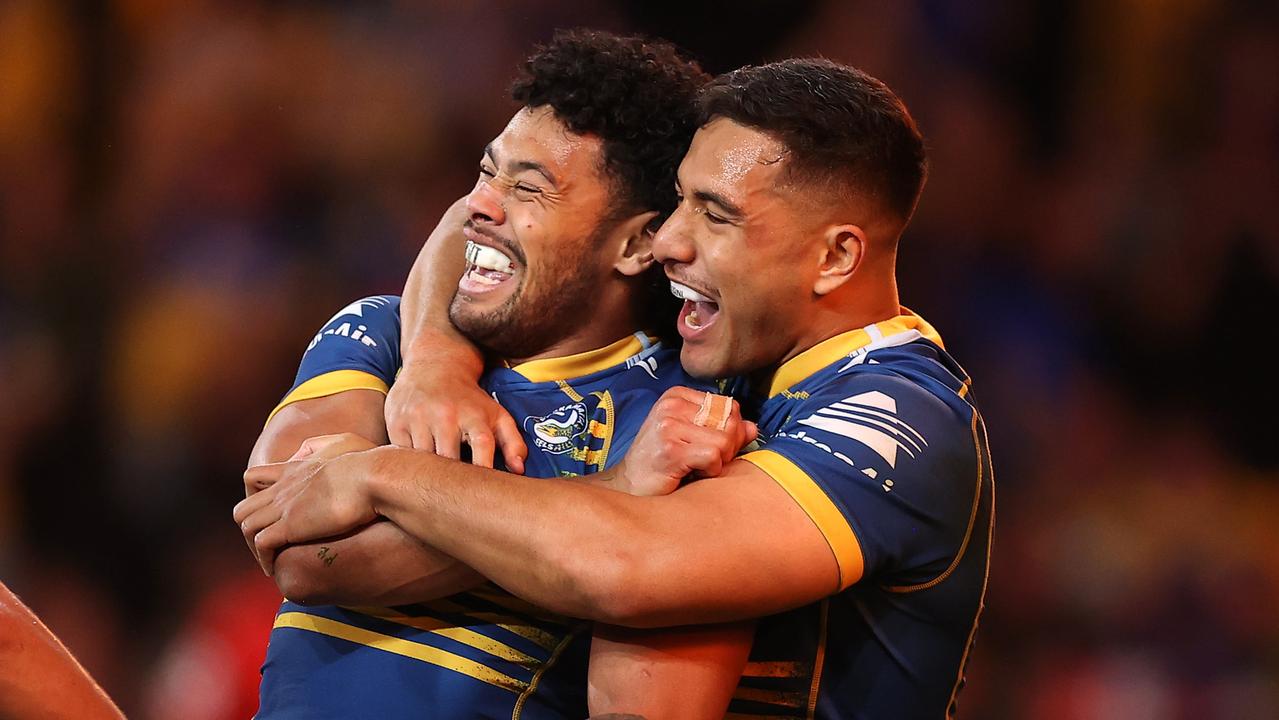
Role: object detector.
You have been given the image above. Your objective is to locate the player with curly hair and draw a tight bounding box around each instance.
[242,58,994,719]
[243,30,756,719]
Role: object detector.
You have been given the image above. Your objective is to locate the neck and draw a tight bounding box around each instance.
[500,285,642,365]
[778,276,901,368]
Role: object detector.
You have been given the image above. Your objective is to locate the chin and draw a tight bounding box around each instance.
[679,345,726,380]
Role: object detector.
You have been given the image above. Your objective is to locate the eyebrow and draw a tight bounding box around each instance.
[484,144,560,190]
[693,189,745,220]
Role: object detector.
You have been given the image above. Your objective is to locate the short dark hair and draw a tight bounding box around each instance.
[512,29,710,219]
[699,59,928,224]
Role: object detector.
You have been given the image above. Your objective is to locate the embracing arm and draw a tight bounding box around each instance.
[239,387,826,626]
[241,441,838,627]
[0,582,124,720]
[248,391,482,606]
[361,451,840,627]
[389,197,526,471]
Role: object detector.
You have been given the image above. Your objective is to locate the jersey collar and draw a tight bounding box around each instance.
[765,308,943,398]
[506,332,652,383]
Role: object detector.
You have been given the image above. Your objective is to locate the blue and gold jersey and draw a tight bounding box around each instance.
[730,311,994,720]
[257,295,712,719]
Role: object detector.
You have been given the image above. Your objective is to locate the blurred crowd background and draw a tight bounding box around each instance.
[2,1,1276,718]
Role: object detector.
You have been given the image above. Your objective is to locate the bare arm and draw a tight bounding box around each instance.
[368,452,836,626]
[238,389,837,627]
[248,391,483,606]
[387,197,527,471]
[588,621,754,719]
[0,582,124,720]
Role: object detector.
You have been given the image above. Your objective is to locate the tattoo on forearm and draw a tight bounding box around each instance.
[317,546,338,567]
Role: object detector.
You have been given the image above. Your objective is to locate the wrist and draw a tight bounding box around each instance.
[401,334,484,379]
[581,467,622,493]
[361,446,400,517]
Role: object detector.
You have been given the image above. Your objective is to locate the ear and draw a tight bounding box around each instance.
[813,224,866,295]
[611,210,661,277]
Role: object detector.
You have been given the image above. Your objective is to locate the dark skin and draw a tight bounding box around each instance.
[243,108,757,718]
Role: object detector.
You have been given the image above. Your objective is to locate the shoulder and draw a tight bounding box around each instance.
[777,364,976,480]
[291,294,402,390]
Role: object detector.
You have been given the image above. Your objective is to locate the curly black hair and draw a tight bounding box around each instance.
[512,29,710,220]
[699,59,928,224]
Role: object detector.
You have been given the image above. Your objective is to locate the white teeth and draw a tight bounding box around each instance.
[669,281,713,303]
[465,240,515,274]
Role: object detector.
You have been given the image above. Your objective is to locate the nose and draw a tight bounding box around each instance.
[466,179,506,226]
[652,205,694,266]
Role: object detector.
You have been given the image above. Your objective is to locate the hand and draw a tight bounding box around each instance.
[234,447,384,575]
[613,387,758,497]
[384,360,528,473]
[385,196,528,472]
[286,432,378,461]
[244,432,378,494]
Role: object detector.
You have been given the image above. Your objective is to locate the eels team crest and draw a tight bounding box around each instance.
[525,402,590,455]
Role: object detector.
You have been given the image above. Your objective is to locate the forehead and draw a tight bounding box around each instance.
[492,106,604,181]
[680,118,789,196]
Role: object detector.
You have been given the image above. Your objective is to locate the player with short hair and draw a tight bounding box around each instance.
[244,31,755,719]
[241,58,994,719]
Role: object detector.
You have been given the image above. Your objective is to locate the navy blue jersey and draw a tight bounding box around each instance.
[258,295,713,719]
[729,311,994,719]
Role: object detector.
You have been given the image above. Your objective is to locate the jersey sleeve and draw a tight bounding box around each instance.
[741,372,981,590]
[266,295,402,423]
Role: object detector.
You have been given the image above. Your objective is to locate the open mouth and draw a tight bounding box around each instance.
[459,239,517,294]
[670,280,721,335]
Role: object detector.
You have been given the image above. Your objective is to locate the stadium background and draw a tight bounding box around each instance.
[1,1,1276,717]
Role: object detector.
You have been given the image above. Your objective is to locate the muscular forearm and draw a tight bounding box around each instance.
[0,584,124,720]
[274,520,483,607]
[400,198,480,371]
[361,446,811,627]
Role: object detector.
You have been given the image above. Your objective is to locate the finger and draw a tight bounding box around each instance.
[303,433,376,462]
[254,524,287,576]
[681,442,725,480]
[241,507,285,573]
[691,392,733,430]
[493,414,528,475]
[234,492,272,560]
[408,421,437,454]
[465,429,496,469]
[433,425,462,460]
[239,498,283,544]
[387,411,414,448]
[383,389,412,447]
[741,420,759,447]
[289,440,317,461]
[651,394,703,426]
[662,385,718,405]
[678,424,740,473]
[233,480,281,524]
[242,462,291,494]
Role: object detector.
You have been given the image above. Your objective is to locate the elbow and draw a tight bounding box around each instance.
[273,549,337,606]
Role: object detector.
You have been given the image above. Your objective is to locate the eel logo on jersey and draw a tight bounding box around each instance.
[796,390,927,468]
[525,402,590,455]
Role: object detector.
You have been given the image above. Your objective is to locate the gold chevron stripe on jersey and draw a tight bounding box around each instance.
[273,612,528,693]
[344,607,541,668]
